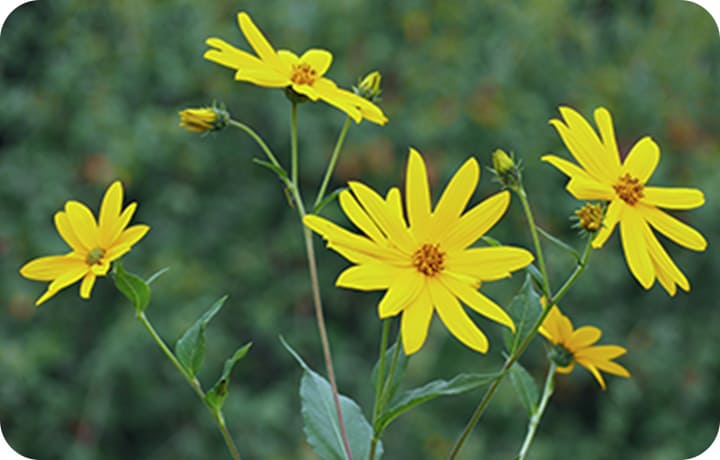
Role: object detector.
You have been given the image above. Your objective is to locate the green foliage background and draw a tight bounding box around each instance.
[1,1,718,459]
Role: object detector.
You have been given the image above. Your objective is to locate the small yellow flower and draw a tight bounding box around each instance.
[574,203,604,233]
[539,305,630,390]
[20,181,150,306]
[204,12,388,125]
[542,106,707,295]
[304,148,534,354]
[178,106,228,133]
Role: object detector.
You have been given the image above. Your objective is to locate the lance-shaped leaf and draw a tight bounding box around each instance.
[370,341,408,404]
[508,361,539,416]
[503,275,543,355]
[112,261,151,314]
[174,296,227,377]
[205,342,253,412]
[281,337,383,460]
[375,372,501,434]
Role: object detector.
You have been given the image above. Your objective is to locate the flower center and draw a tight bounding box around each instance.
[86,247,106,265]
[290,63,318,86]
[412,243,446,277]
[613,173,644,205]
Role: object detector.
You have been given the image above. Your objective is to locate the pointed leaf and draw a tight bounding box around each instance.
[112,261,151,314]
[537,227,580,262]
[174,296,228,377]
[508,362,539,416]
[503,275,542,354]
[281,337,383,460]
[370,341,408,404]
[376,372,501,433]
[314,187,346,214]
[205,342,253,411]
[146,266,170,285]
[253,158,290,183]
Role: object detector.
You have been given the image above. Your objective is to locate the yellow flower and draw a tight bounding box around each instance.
[542,106,707,296]
[20,181,150,306]
[539,305,630,390]
[178,106,228,133]
[304,148,534,354]
[204,12,388,125]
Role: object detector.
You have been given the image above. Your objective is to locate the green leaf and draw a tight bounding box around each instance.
[537,226,581,262]
[112,261,151,314]
[253,158,289,183]
[508,362,539,416]
[480,235,502,246]
[205,342,253,411]
[313,187,346,214]
[370,341,408,404]
[503,275,543,355]
[281,337,382,460]
[376,372,501,433]
[174,296,228,377]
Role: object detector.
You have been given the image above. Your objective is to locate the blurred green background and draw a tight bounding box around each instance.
[1,0,718,459]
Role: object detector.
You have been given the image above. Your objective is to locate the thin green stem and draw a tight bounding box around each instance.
[372,320,392,425]
[517,362,556,460]
[227,119,283,171]
[288,107,353,460]
[136,312,242,460]
[552,237,592,305]
[379,334,402,411]
[314,117,352,209]
[517,185,551,298]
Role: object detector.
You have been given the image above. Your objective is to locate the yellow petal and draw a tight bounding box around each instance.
[299,49,332,76]
[440,274,514,331]
[114,224,150,250]
[643,226,689,296]
[312,80,363,122]
[555,362,575,375]
[619,207,655,289]
[577,361,607,390]
[98,181,123,247]
[79,272,97,299]
[566,326,601,351]
[566,176,615,200]
[339,190,386,243]
[54,211,87,253]
[541,154,598,184]
[592,199,624,248]
[593,107,622,171]
[234,67,290,87]
[575,344,627,361]
[621,136,659,184]
[65,201,99,249]
[103,202,137,248]
[400,288,434,355]
[429,280,489,353]
[443,191,509,252]
[335,264,396,291]
[641,205,707,251]
[590,359,631,378]
[378,270,425,318]
[431,157,479,241]
[445,246,534,282]
[405,148,433,241]
[35,264,88,306]
[20,253,85,281]
[237,12,279,65]
[204,37,265,69]
[643,186,705,210]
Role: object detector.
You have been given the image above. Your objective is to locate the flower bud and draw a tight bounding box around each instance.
[178,104,229,133]
[354,71,383,101]
[490,149,520,188]
[573,203,604,233]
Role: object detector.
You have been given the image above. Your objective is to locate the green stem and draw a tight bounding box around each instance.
[314,117,352,209]
[288,107,353,460]
[517,184,551,299]
[227,119,283,172]
[517,362,556,460]
[379,334,402,411]
[136,312,242,460]
[447,238,593,459]
[372,320,392,425]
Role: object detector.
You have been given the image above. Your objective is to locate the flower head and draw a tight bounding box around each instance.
[490,148,520,188]
[20,181,150,306]
[540,305,630,390]
[304,148,534,354]
[542,106,707,295]
[204,12,388,125]
[178,105,229,133]
[354,70,383,101]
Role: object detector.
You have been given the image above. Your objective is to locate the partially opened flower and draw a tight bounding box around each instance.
[540,305,630,390]
[304,148,534,354]
[20,181,150,306]
[542,106,707,295]
[204,12,388,125]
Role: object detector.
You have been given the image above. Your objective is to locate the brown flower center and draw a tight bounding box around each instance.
[412,243,446,277]
[290,63,318,86]
[86,247,106,265]
[613,173,644,205]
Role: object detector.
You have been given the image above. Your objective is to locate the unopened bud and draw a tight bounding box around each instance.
[354,71,383,101]
[490,149,520,188]
[178,103,229,133]
[573,203,604,233]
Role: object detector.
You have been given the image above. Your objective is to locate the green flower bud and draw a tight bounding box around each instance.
[178,103,229,133]
[490,149,520,188]
[354,71,383,101]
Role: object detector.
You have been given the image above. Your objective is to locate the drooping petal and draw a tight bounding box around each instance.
[20,254,85,281]
[336,264,396,291]
[65,201,99,249]
[622,136,659,184]
[400,289,434,355]
[291,82,320,101]
[643,226,690,296]
[566,326,602,351]
[237,12,279,66]
[443,191,509,252]
[54,211,87,253]
[378,270,425,318]
[35,264,89,306]
[619,207,655,289]
[445,246,534,282]
[339,189,387,243]
[592,199,624,248]
[590,358,631,378]
[79,273,97,299]
[299,49,332,77]
[430,157,480,241]
[577,361,607,390]
[312,80,363,122]
[643,186,705,210]
[405,148,433,241]
[641,205,707,251]
[429,280,489,353]
[440,274,515,331]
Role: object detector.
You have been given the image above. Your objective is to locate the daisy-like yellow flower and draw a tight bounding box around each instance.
[20,181,150,306]
[540,305,630,390]
[304,148,534,354]
[204,12,388,125]
[542,106,707,296]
